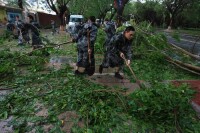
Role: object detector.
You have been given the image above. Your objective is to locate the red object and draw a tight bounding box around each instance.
[172,80,200,105]
[114,0,118,9]
[37,12,60,27]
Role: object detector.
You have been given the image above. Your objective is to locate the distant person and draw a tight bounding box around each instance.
[51,20,59,35]
[27,15,42,49]
[99,26,135,79]
[103,18,116,50]
[6,18,15,32]
[51,20,56,35]
[14,15,23,45]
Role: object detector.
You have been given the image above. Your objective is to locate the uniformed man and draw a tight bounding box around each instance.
[6,20,15,32]
[99,26,135,79]
[103,18,116,49]
[101,18,116,68]
[73,16,98,75]
[51,20,59,35]
[27,15,42,49]
[14,15,23,45]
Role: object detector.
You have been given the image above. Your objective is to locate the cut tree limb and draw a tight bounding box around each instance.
[167,60,200,76]
[28,41,73,55]
[169,42,200,60]
[166,56,200,73]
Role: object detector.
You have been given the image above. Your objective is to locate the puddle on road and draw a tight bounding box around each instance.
[0,116,13,133]
[0,89,13,133]
[46,56,76,70]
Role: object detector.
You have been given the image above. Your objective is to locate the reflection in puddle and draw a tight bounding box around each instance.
[46,56,76,70]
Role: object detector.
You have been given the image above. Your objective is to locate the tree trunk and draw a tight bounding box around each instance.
[58,10,67,31]
[167,13,173,30]
[116,7,124,27]
[18,0,23,9]
[59,14,64,31]
[115,0,129,27]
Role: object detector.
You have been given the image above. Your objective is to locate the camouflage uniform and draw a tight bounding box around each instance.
[74,22,98,68]
[15,19,23,45]
[51,20,56,34]
[102,32,133,68]
[104,21,116,49]
[6,21,15,32]
[16,22,42,48]
[29,20,42,48]
[71,22,84,39]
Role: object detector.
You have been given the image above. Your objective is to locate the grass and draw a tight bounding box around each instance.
[176,29,200,36]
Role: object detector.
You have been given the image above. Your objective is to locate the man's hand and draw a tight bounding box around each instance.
[126,60,131,66]
[120,52,125,59]
[71,38,76,43]
[88,48,92,54]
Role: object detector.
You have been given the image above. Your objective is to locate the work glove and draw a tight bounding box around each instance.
[120,52,125,59]
[126,60,131,66]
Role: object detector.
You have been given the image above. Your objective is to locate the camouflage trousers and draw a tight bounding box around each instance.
[77,46,95,68]
[32,32,42,45]
[101,51,124,68]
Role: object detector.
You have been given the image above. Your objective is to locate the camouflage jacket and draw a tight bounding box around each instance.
[75,22,98,49]
[15,20,23,30]
[104,21,116,39]
[108,32,133,60]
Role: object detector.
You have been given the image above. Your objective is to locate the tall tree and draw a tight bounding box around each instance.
[94,0,113,21]
[114,0,130,27]
[18,0,23,9]
[69,0,113,21]
[162,0,194,29]
[46,0,71,30]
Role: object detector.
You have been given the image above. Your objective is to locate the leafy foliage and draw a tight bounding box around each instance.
[0,24,199,133]
[94,29,106,54]
[128,83,199,132]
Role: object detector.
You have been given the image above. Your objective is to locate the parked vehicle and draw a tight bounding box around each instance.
[66,15,84,34]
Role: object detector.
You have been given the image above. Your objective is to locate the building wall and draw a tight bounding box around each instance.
[0,6,7,24]
[0,5,22,23]
[37,12,60,28]
[0,5,59,28]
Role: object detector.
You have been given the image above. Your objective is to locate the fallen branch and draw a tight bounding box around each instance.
[28,41,73,55]
[167,60,200,76]
[169,42,200,60]
[166,56,200,72]
[93,89,125,94]
[148,42,200,75]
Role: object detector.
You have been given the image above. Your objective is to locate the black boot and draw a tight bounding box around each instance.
[99,65,103,74]
[115,72,123,79]
[74,70,84,75]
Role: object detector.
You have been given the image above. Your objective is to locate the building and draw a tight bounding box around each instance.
[0,5,59,28]
[0,5,22,24]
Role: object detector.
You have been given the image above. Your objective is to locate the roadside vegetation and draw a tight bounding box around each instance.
[0,0,199,132]
[0,21,200,132]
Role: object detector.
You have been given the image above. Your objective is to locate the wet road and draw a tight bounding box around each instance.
[164,32,200,55]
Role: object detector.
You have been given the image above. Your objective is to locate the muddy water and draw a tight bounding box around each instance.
[0,116,13,133]
[46,56,76,70]
[0,89,13,133]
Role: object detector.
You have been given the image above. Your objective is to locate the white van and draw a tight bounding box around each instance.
[66,15,84,34]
